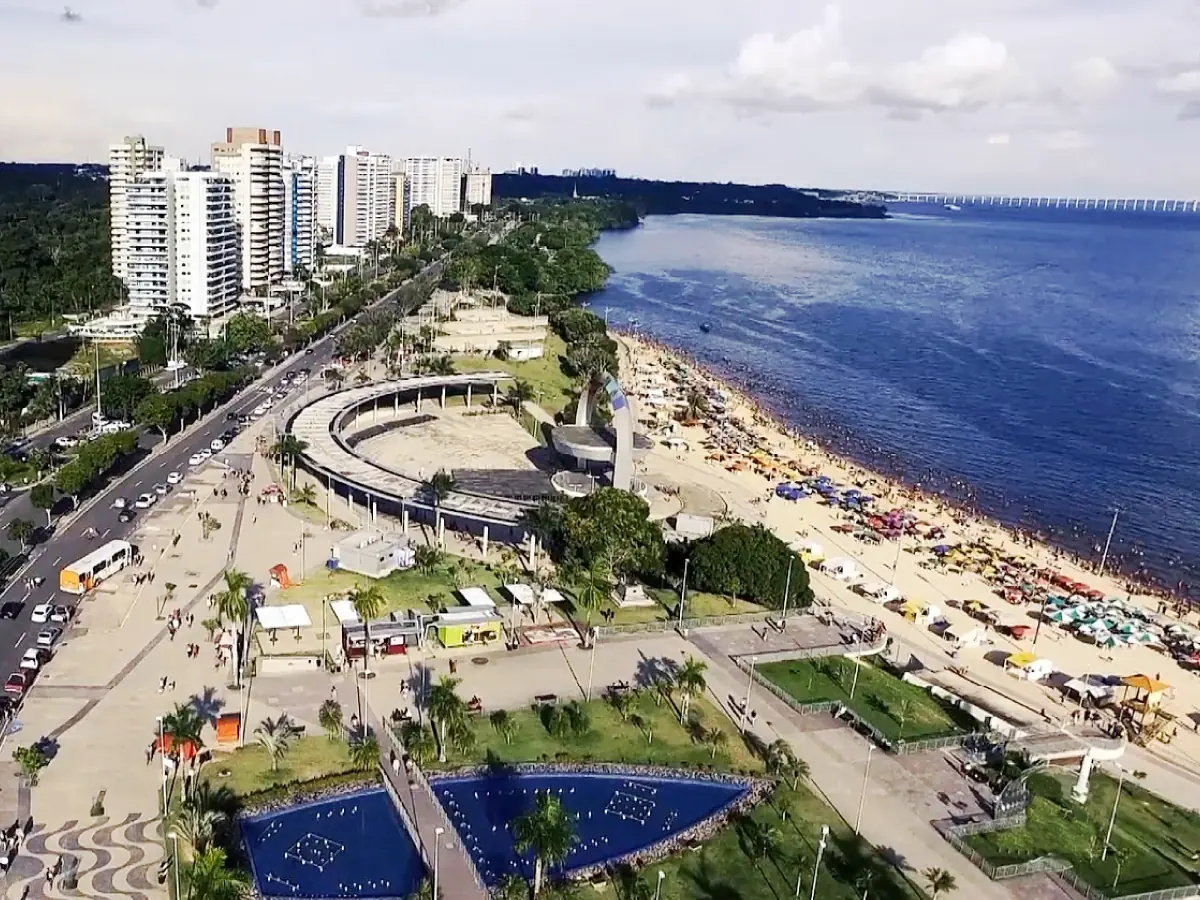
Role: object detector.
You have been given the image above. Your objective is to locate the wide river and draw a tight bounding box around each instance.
[591,206,1200,592]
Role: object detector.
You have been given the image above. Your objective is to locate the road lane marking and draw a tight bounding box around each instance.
[13,633,24,648]
[101,528,111,540]
[51,556,61,566]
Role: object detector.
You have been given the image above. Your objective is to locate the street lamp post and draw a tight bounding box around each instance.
[433,826,445,898]
[168,831,181,900]
[780,556,794,629]
[677,558,690,630]
[585,628,598,701]
[855,745,874,834]
[653,870,665,900]
[849,654,862,699]
[1102,766,1127,861]
[797,824,829,900]
[740,656,758,733]
[156,716,167,814]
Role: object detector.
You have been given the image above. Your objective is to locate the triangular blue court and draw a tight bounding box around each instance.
[430,769,754,885]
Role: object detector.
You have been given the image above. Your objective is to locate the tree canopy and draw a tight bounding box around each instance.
[683,523,813,609]
[542,488,665,580]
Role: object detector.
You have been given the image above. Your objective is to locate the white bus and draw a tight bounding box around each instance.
[59,539,134,594]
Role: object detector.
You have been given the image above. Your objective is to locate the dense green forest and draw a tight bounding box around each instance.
[0,164,122,329]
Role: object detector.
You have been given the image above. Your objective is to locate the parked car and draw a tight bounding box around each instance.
[0,602,24,620]
[118,509,136,523]
[4,673,26,695]
[153,483,170,496]
[112,497,128,509]
[19,648,45,671]
[166,471,182,485]
[188,453,205,466]
[30,603,51,624]
[197,448,212,461]
[134,493,156,509]
[209,438,225,452]
[50,606,72,624]
[36,628,62,648]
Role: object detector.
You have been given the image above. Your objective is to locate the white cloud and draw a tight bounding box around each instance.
[986,132,1011,145]
[1041,129,1091,151]
[1157,69,1200,95]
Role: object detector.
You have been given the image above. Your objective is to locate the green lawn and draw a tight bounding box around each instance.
[965,772,1200,896]
[758,658,970,743]
[422,695,922,900]
[453,332,578,415]
[204,736,354,797]
[597,585,768,626]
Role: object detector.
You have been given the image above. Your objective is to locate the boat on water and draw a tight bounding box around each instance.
[944,203,962,211]
[700,323,712,333]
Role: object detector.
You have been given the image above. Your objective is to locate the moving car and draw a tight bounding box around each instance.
[19,649,45,671]
[54,435,80,449]
[30,603,51,624]
[4,673,26,695]
[134,493,157,509]
[0,601,24,620]
[166,471,182,485]
[36,628,61,648]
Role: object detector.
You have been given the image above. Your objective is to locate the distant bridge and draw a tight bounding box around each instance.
[883,193,1200,212]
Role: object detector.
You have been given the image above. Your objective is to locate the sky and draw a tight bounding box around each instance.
[2,0,1199,196]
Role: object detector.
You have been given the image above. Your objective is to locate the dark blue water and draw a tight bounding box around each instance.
[592,207,1200,592]
[241,788,425,898]
[431,770,749,885]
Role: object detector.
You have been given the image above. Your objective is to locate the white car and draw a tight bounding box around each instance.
[54,435,79,449]
[166,471,182,485]
[100,421,130,434]
[153,483,170,496]
[197,448,212,461]
[209,438,225,452]
[188,453,205,466]
[112,497,128,509]
[134,493,156,509]
[251,406,266,418]
[262,398,274,409]
[30,604,51,624]
[19,648,44,672]
[36,629,61,648]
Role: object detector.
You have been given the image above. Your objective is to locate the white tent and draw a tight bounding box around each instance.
[819,557,860,582]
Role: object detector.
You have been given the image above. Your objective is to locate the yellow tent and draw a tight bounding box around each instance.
[1121,674,1170,694]
[1005,651,1037,669]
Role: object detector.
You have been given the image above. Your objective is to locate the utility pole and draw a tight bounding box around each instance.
[93,341,102,420]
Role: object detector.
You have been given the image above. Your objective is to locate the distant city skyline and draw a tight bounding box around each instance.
[2,0,1198,195]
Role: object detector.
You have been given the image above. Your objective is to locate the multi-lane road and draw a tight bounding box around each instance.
[0,301,359,683]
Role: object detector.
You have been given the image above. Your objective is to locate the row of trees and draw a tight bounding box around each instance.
[133,368,256,441]
[52,429,139,507]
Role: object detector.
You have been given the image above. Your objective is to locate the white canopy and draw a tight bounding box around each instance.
[505,585,566,606]
[458,587,496,609]
[255,604,312,630]
[329,599,360,624]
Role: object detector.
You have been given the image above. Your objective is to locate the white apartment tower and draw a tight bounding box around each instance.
[325,147,395,249]
[125,170,240,319]
[109,135,165,283]
[404,157,464,219]
[211,127,285,293]
[282,156,318,275]
[464,166,493,210]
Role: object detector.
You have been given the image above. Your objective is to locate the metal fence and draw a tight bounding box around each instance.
[893,733,972,755]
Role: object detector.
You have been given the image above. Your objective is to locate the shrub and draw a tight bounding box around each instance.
[684,523,813,609]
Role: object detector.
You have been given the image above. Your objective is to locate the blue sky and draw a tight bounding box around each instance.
[2,0,1197,196]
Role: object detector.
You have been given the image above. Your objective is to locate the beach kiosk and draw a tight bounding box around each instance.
[436,609,502,648]
[1119,674,1176,743]
[1004,651,1054,682]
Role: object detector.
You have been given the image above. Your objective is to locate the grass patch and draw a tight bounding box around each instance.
[758,658,969,743]
[428,694,762,774]
[203,735,354,798]
[453,332,577,415]
[601,586,767,626]
[63,341,134,377]
[428,695,922,900]
[964,771,1200,896]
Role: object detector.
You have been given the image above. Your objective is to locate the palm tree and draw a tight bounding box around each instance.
[512,792,576,896]
[399,720,436,766]
[213,569,252,688]
[255,713,302,771]
[683,388,709,421]
[702,725,729,759]
[674,655,708,723]
[182,848,249,900]
[270,434,310,490]
[765,739,809,789]
[413,544,443,575]
[170,804,225,855]
[425,469,456,508]
[406,876,439,900]
[348,583,387,673]
[489,709,517,744]
[350,733,380,771]
[161,703,205,762]
[568,560,611,645]
[293,483,317,507]
[428,675,467,763]
[923,867,958,899]
[318,699,344,742]
[506,379,535,416]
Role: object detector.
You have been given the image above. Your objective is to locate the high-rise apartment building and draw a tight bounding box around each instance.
[320,147,395,249]
[109,135,165,283]
[404,156,464,219]
[463,166,493,210]
[125,170,240,319]
[211,127,285,292]
[282,156,318,275]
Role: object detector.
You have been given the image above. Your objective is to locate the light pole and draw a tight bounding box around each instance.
[797,824,829,900]
[585,628,598,701]
[168,831,181,900]
[1098,507,1121,578]
[653,870,665,900]
[849,654,862,699]
[677,558,690,630]
[740,656,758,733]
[855,744,874,835]
[779,556,794,628]
[433,826,445,898]
[1101,766,1127,861]
[156,715,167,814]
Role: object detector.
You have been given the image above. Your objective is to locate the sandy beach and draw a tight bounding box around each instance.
[615,331,1200,778]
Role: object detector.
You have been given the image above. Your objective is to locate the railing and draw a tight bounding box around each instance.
[893,733,972,755]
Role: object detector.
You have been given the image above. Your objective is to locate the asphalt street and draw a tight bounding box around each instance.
[0,286,388,688]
